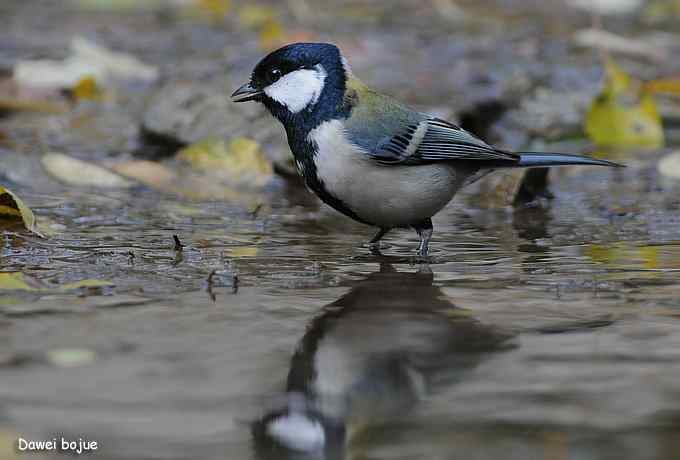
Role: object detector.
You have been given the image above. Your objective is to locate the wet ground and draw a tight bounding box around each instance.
[2,1,680,459]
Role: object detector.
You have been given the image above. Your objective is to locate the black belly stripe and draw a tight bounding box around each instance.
[286,127,371,226]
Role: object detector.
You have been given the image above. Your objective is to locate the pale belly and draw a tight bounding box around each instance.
[309,120,466,227]
[322,160,462,227]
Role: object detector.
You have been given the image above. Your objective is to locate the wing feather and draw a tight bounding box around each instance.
[371,117,518,165]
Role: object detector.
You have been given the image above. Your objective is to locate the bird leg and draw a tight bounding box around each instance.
[413,219,433,257]
[368,227,391,254]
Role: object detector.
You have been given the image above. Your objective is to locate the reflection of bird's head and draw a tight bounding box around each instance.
[251,392,345,459]
[253,266,514,456]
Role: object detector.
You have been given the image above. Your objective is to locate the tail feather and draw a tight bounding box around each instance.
[515,152,623,168]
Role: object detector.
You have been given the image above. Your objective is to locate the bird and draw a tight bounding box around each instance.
[232,42,621,257]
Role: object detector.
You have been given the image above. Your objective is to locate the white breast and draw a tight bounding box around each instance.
[308,120,464,227]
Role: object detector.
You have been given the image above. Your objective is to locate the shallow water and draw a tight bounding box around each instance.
[2,158,680,460]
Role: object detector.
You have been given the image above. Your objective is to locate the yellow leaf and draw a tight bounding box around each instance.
[0,272,46,291]
[585,243,660,270]
[0,272,114,292]
[584,60,664,148]
[603,59,632,96]
[176,137,273,187]
[0,185,43,236]
[228,246,258,257]
[643,78,680,96]
[72,75,105,101]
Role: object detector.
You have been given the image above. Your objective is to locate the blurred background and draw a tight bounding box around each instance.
[1,0,680,459]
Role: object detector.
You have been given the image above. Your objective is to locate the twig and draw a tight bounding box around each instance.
[173,234,184,251]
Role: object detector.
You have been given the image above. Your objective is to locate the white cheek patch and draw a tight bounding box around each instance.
[264,64,327,113]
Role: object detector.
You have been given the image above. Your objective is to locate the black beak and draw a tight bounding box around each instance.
[231,82,262,103]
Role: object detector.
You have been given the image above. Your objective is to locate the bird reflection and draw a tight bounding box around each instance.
[252,264,515,459]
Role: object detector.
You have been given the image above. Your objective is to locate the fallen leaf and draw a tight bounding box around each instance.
[14,36,158,89]
[71,75,106,102]
[42,152,135,188]
[1,294,150,316]
[0,273,46,291]
[176,137,273,187]
[0,186,43,236]
[585,242,660,270]
[113,158,266,203]
[0,272,114,292]
[658,151,680,179]
[585,59,664,148]
[643,78,680,96]
[112,159,178,189]
[47,348,96,367]
[228,246,258,257]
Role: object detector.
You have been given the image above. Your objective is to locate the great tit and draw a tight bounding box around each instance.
[232,43,620,256]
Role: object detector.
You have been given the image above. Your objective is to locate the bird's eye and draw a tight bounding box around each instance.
[268,68,282,83]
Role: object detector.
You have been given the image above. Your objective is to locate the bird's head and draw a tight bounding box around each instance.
[232,43,350,126]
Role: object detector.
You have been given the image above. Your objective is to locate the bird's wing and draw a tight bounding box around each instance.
[369,118,519,165]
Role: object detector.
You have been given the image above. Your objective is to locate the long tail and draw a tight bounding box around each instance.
[515,152,623,168]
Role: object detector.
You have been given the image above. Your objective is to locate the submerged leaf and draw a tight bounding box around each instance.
[585,60,664,148]
[0,186,43,236]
